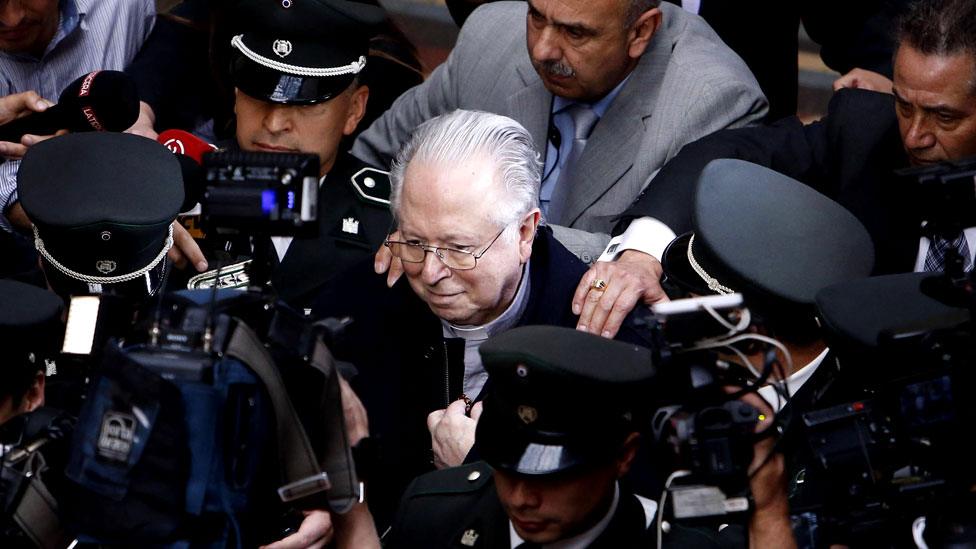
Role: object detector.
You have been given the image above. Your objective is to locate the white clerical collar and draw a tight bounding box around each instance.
[441,259,531,341]
[509,482,619,549]
[758,348,830,413]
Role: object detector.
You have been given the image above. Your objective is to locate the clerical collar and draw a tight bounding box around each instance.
[508,482,620,549]
[442,259,531,341]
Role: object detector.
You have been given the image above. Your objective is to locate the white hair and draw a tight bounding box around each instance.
[389,110,542,230]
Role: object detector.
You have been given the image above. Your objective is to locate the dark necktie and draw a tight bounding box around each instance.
[547,103,599,224]
[923,232,971,273]
[513,542,542,549]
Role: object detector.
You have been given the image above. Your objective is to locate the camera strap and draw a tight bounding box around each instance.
[224,321,330,504]
[5,440,68,549]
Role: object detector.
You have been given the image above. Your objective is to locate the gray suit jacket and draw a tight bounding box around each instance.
[353,1,767,262]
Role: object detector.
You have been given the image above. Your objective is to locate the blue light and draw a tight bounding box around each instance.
[261,190,276,214]
[287,191,296,210]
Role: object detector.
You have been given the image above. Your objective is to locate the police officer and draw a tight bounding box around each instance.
[385,325,660,548]
[0,280,72,548]
[214,0,394,312]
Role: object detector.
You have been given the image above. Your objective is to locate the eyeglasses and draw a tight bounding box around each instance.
[384,225,510,271]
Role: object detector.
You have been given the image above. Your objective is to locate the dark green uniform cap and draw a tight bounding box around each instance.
[18,133,183,287]
[229,0,385,104]
[476,326,655,476]
[662,159,874,328]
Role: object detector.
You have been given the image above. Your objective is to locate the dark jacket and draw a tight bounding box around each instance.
[619,89,917,275]
[311,227,646,527]
[387,461,744,549]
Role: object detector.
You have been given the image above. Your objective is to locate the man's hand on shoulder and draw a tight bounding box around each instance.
[833,68,893,95]
[573,250,668,339]
[0,91,64,160]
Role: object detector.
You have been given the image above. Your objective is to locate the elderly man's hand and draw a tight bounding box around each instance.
[168,222,208,272]
[373,230,403,287]
[427,399,482,469]
[0,91,64,160]
[260,510,334,549]
[833,68,893,95]
[573,250,668,339]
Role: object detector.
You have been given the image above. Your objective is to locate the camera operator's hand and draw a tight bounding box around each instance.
[427,399,482,469]
[260,510,334,549]
[339,376,369,447]
[573,250,668,339]
[373,230,403,287]
[168,222,208,272]
[0,91,65,160]
[741,392,796,549]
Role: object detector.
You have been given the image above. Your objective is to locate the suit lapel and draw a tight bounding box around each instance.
[509,63,552,164]
[556,20,674,227]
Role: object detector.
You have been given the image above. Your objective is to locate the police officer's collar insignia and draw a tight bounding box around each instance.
[460,529,479,546]
[272,39,293,58]
[517,405,538,425]
[350,167,391,206]
[95,260,117,274]
[342,217,360,235]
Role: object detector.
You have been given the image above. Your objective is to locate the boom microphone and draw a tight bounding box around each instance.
[0,71,140,143]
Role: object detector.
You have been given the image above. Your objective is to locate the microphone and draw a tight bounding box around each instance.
[548,123,561,149]
[0,71,140,143]
[157,129,217,213]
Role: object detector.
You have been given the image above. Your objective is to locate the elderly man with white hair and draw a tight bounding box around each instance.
[312,109,644,528]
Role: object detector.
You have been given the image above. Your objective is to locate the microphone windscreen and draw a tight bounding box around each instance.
[157,129,217,164]
[57,70,140,133]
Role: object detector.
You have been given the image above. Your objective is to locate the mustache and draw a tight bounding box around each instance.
[537,59,575,78]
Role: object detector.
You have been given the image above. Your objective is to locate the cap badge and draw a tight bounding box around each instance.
[273,39,293,58]
[460,529,479,546]
[342,217,360,235]
[517,405,538,425]
[96,260,117,274]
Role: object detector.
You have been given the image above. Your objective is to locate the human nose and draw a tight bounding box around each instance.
[0,2,26,28]
[531,26,562,63]
[903,114,936,151]
[261,104,292,135]
[420,247,451,285]
[508,478,542,509]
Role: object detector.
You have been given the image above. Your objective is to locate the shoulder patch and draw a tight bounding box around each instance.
[350,167,391,206]
[404,462,494,499]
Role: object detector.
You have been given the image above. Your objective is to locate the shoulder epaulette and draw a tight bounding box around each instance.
[350,167,391,206]
[404,462,493,499]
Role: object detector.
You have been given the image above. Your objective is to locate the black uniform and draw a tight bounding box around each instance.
[269,153,392,311]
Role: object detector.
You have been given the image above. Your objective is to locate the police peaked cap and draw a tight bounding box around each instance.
[0,280,64,371]
[663,159,874,317]
[476,326,655,475]
[18,133,183,285]
[229,0,385,104]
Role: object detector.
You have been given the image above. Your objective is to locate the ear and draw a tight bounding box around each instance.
[627,8,662,59]
[517,209,541,264]
[342,85,370,137]
[615,432,642,478]
[20,372,45,414]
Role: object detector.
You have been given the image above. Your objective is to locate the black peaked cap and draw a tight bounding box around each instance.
[476,326,655,475]
[664,159,874,311]
[0,280,64,362]
[18,132,183,281]
[229,0,385,104]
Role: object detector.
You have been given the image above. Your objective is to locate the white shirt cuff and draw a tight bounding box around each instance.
[598,217,676,262]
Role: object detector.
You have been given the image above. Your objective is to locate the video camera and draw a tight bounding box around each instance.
[636,294,791,527]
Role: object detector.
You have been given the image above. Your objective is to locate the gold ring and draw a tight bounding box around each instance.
[591,278,608,291]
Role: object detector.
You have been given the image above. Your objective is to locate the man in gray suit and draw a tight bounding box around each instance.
[358,0,766,333]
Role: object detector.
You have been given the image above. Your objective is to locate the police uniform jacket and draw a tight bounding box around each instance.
[618,89,916,275]
[311,227,648,527]
[269,152,393,310]
[386,462,745,549]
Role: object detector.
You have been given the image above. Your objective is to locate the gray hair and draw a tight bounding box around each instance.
[389,109,542,229]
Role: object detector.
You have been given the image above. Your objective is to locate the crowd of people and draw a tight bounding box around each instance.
[2,0,976,547]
